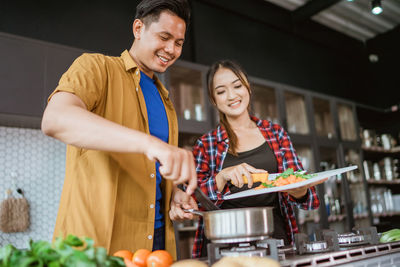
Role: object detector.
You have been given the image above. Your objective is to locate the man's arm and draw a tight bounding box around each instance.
[42,91,197,194]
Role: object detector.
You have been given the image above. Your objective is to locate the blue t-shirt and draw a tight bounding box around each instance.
[139,71,169,229]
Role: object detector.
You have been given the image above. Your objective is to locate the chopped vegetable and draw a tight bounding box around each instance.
[380,229,400,243]
[255,168,315,189]
[0,235,125,267]
[239,168,315,189]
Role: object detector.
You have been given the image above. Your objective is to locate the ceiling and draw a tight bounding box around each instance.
[264,0,400,42]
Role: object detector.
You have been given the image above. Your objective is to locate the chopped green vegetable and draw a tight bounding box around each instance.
[275,168,316,180]
[380,229,400,243]
[261,182,275,188]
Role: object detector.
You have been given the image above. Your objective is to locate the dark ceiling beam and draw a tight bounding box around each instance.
[292,0,342,22]
[194,0,363,55]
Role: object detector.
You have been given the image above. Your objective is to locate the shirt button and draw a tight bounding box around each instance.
[136,70,139,75]
[148,235,152,240]
[150,173,155,178]
[136,87,138,92]
[150,204,154,209]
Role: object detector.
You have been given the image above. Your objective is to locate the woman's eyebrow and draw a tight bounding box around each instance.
[214,78,241,90]
[231,78,240,84]
[214,85,226,90]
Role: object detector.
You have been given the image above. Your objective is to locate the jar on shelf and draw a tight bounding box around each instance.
[381,134,393,150]
[362,129,376,148]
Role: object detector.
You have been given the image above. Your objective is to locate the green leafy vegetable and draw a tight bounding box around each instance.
[0,235,125,267]
[260,182,275,188]
[275,168,316,180]
[380,229,400,243]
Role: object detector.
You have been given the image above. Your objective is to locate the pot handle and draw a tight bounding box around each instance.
[183,209,204,217]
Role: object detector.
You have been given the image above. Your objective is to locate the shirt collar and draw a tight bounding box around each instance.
[121,50,170,98]
[216,125,228,143]
[121,50,138,71]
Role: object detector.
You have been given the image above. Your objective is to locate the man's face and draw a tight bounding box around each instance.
[134,11,186,76]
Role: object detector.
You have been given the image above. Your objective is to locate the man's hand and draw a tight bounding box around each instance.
[144,138,197,195]
[169,187,198,221]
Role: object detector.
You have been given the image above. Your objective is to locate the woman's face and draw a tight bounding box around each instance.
[212,67,250,119]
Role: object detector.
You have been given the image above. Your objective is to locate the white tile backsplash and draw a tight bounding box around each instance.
[0,126,66,248]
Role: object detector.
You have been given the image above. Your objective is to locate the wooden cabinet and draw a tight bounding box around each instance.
[284,91,310,135]
[0,32,84,127]
[312,97,335,139]
[338,103,358,141]
[251,82,280,124]
[165,61,213,134]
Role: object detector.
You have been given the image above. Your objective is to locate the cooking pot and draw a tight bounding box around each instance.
[185,207,274,243]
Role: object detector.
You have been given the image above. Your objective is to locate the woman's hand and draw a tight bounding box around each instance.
[283,178,328,200]
[216,163,266,192]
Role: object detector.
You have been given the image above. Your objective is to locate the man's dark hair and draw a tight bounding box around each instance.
[135,0,191,28]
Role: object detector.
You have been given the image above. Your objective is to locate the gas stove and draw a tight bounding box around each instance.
[295,227,379,255]
[207,237,282,265]
[204,227,400,266]
[281,240,400,267]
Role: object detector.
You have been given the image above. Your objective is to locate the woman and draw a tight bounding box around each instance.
[191,60,321,258]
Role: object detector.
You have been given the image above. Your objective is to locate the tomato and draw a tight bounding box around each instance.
[132,248,151,267]
[124,258,140,267]
[113,250,133,261]
[146,250,173,267]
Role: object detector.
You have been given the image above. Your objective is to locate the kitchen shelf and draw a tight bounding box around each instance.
[354,213,369,220]
[328,214,345,222]
[373,211,400,218]
[367,179,400,185]
[362,146,400,154]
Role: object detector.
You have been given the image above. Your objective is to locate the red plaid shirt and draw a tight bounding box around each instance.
[191,116,320,258]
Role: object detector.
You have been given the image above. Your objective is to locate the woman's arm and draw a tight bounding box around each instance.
[275,124,320,209]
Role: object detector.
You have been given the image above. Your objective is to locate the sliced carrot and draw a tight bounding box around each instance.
[271,174,307,187]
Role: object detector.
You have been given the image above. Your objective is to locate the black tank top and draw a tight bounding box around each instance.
[200,142,289,257]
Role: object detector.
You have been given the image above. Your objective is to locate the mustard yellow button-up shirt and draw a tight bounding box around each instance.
[50,50,178,258]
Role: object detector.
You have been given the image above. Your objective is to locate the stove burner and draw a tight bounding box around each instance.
[210,235,270,244]
[295,231,338,255]
[207,238,280,265]
[337,232,367,247]
[305,241,329,253]
[220,244,267,257]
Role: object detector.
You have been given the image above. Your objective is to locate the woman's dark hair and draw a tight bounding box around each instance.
[135,0,191,28]
[206,60,252,155]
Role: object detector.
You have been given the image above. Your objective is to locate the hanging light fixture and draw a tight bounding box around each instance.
[371,0,383,15]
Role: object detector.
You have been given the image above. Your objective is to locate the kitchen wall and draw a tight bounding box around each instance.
[2,0,395,109]
[0,126,65,248]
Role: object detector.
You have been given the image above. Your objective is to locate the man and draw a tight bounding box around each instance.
[42,0,197,258]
